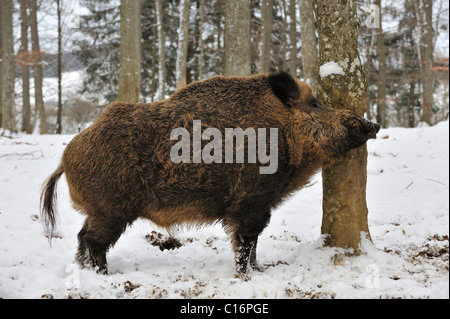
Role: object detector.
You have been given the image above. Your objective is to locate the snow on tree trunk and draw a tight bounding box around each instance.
[313,0,372,252]
[117,0,142,103]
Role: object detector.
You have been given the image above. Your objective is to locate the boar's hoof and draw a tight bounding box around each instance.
[75,250,108,275]
[235,272,252,282]
[250,262,267,272]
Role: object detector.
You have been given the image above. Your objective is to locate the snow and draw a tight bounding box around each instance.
[0,121,448,299]
[319,61,345,78]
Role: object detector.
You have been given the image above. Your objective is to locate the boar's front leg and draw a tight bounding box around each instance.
[249,237,265,272]
[226,209,271,280]
[234,233,258,276]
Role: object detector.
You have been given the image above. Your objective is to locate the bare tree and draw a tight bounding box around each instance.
[0,11,2,129]
[288,0,298,76]
[117,0,142,103]
[313,0,372,251]
[175,0,191,89]
[224,0,251,76]
[280,0,288,72]
[375,0,387,128]
[155,0,166,100]
[417,0,434,125]
[299,0,318,93]
[56,0,63,133]
[261,0,273,73]
[19,0,32,133]
[150,20,158,102]
[197,0,205,80]
[1,0,17,132]
[29,0,47,134]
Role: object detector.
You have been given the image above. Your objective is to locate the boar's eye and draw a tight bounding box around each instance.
[310,99,320,108]
[348,118,362,130]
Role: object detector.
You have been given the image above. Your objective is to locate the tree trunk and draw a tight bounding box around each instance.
[175,0,191,90]
[363,27,375,122]
[19,0,33,134]
[224,0,251,76]
[313,0,371,252]
[280,0,288,72]
[29,0,47,134]
[261,0,272,73]
[409,79,416,128]
[215,0,225,75]
[1,0,17,132]
[0,8,3,128]
[420,0,434,125]
[19,0,32,133]
[288,0,298,76]
[151,13,157,102]
[375,0,387,128]
[0,12,3,129]
[299,0,318,93]
[197,0,205,80]
[56,0,63,134]
[117,0,142,103]
[155,0,166,100]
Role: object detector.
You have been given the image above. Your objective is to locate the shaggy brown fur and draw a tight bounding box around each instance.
[40,72,379,277]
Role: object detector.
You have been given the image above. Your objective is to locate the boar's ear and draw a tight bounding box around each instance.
[268,72,300,107]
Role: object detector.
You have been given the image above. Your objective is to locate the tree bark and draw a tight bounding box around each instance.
[1,0,17,132]
[56,0,63,133]
[151,18,157,102]
[375,0,387,128]
[420,0,434,125]
[288,0,298,76]
[0,11,3,129]
[175,0,191,90]
[19,0,32,133]
[197,0,205,80]
[29,0,47,134]
[299,0,318,93]
[280,0,288,72]
[409,79,416,128]
[224,0,251,76]
[363,27,375,121]
[313,0,371,252]
[155,0,166,100]
[261,0,272,73]
[117,0,142,103]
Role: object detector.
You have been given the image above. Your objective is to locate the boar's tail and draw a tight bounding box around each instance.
[40,163,64,244]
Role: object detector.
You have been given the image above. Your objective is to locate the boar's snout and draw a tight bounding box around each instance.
[346,116,380,140]
[359,117,380,140]
[341,115,381,153]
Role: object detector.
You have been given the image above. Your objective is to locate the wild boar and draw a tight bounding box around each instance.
[40,72,380,278]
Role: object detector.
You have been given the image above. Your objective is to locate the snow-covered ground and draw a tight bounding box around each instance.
[0,121,448,299]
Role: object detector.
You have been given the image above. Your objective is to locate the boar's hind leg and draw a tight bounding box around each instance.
[76,215,131,274]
